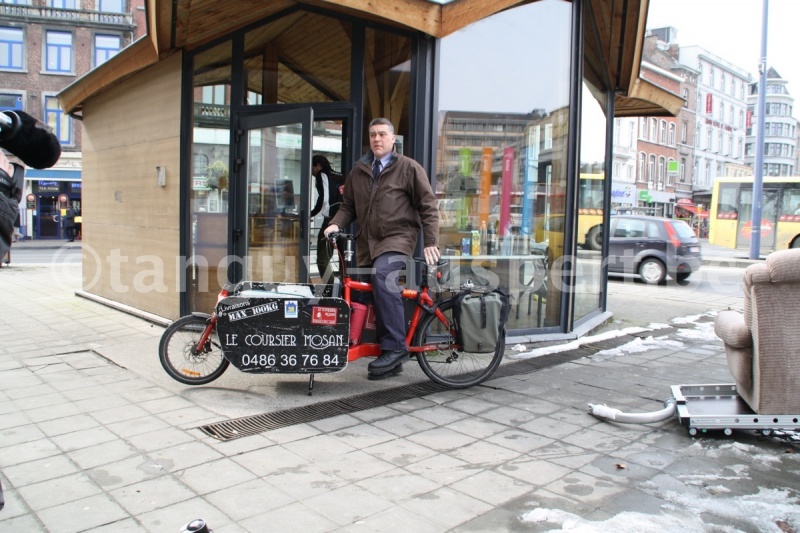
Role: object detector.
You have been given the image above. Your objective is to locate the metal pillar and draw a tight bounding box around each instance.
[750,0,768,259]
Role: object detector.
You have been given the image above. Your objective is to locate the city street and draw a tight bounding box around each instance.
[2,244,798,532]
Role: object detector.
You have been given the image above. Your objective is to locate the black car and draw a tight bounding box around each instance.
[607,215,702,284]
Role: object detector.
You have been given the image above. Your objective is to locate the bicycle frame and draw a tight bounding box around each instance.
[329,233,453,362]
[192,286,230,355]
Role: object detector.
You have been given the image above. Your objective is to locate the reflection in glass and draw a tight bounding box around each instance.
[189,40,232,312]
[245,123,303,283]
[574,6,608,323]
[435,0,572,330]
[244,12,351,105]
[361,28,411,150]
[574,87,607,321]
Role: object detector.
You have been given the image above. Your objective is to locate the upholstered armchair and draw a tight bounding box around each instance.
[714,248,800,414]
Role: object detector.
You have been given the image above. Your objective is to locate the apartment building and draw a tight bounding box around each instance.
[0,0,144,239]
[745,67,797,177]
[635,60,681,216]
[678,45,751,200]
[611,116,637,207]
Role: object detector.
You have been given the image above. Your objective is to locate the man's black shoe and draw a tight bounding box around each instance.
[367,363,404,380]
[368,349,409,374]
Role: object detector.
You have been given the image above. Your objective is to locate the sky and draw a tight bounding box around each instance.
[647,0,800,104]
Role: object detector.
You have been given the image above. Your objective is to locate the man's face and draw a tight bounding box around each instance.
[369,125,395,160]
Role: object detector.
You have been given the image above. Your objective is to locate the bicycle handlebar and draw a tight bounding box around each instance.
[325,231,355,245]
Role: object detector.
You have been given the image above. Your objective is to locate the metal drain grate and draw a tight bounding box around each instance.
[199,381,448,441]
[198,333,637,441]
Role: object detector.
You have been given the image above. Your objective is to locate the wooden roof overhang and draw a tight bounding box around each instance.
[58,0,682,117]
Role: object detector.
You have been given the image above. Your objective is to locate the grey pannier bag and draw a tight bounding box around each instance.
[452,289,510,353]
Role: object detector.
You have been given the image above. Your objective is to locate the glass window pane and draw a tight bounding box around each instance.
[98,0,124,13]
[435,0,572,330]
[189,40,232,312]
[361,28,410,153]
[574,5,608,323]
[244,12,351,106]
[45,95,70,144]
[0,27,25,69]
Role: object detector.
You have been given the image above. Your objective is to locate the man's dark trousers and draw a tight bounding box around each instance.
[371,252,408,351]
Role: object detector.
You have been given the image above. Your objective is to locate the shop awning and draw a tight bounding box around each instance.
[676,201,708,218]
[24,169,82,180]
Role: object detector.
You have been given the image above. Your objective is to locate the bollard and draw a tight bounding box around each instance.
[180,519,212,533]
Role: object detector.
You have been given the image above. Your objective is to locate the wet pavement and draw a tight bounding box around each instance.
[1,244,798,532]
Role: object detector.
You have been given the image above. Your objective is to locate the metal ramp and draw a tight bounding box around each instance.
[671,383,800,437]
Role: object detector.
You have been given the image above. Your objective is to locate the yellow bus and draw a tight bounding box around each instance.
[709,176,800,252]
[577,173,604,250]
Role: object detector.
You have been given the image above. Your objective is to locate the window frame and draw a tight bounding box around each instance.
[97,0,125,12]
[44,29,73,74]
[44,94,71,145]
[49,0,77,8]
[94,33,121,67]
[0,26,25,71]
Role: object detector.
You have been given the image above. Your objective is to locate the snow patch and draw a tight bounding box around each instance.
[507,327,652,360]
[591,336,685,361]
[521,487,800,532]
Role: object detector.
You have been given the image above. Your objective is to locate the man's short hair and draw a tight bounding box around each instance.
[368,118,394,134]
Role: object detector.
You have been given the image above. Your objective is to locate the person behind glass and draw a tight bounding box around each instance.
[311,155,345,285]
[324,118,440,380]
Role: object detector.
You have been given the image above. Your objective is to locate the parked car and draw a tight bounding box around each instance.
[608,215,702,284]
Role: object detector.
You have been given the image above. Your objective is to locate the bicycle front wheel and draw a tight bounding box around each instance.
[413,298,505,389]
[159,315,229,385]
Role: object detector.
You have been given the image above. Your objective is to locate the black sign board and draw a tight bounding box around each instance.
[215,292,350,374]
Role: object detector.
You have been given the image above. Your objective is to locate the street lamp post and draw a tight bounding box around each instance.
[750,0,768,259]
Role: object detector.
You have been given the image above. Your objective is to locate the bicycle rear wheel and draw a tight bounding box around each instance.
[159,315,229,385]
[413,298,505,388]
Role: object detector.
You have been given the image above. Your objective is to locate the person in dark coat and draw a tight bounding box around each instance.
[310,155,345,284]
[64,204,78,242]
[324,118,439,379]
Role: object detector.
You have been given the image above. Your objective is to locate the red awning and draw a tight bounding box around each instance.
[676,203,700,215]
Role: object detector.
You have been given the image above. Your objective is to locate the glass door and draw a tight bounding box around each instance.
[235,108,313,283]
[309,118,348,283]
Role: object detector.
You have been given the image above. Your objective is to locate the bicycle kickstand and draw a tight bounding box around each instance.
[308,373,315,396]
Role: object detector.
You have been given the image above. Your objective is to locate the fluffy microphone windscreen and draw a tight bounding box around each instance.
[0,111,62,169]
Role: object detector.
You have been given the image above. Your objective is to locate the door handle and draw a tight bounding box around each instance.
[233,228,243,240]
[300,210,305,239]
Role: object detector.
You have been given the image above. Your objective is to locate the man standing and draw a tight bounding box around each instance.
[324,118,440,379]
[310,155,345,284]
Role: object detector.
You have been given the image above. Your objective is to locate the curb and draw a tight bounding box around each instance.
[702,257,765,268]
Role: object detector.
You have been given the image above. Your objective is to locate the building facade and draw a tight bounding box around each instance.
[611,116,638,209]
[745,68,797,177]
[678,45,751,203]
[635,60,681,217]
[56,0,681,337]
[0,0,144,239]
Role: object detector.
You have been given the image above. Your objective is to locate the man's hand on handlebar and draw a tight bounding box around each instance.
[423,245,440,266]
[323,224,340,238]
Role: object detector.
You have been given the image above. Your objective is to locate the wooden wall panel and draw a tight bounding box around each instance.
[81,53,184,319]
